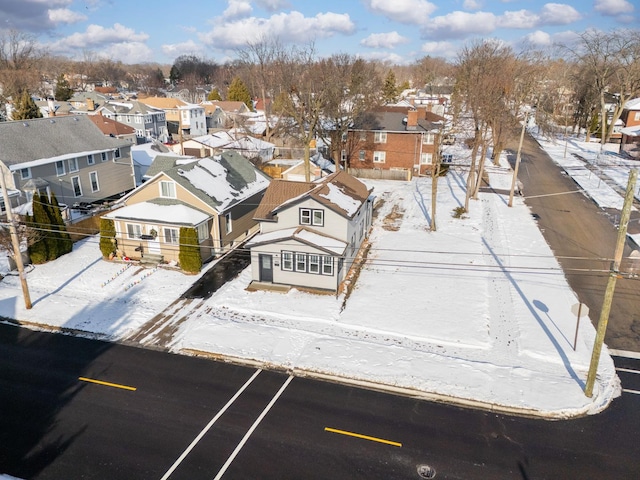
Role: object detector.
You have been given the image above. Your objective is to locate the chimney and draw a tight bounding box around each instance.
[47,97,56,117]
[407,109,418,128]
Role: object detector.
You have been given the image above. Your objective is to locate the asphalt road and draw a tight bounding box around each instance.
[505,131,640,352]
[1,323,639,480]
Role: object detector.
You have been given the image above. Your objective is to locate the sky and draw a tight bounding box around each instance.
[2,119,636,420]
[1,0,637,65]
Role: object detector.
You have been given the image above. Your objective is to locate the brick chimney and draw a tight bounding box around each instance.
[407,109,418,129]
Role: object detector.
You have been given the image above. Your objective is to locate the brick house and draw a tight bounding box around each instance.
[345,106,445,179]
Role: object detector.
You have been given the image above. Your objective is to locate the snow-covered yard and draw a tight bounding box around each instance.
[0,136,623,419]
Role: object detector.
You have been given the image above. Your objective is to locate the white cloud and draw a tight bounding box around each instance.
[364,0,437,25]
[463,0,483,10]
[161,40,206,59]
[521,30,553,47]
[421,41,458,58]
[594,0,634,16]
[254,0,290,11]
[200,11,355,50]
[499,9,540,29]
[423,11,497,39]
[358,50,411,65]
[222,0,253,21]
[45,23,151,62]
[48,8,87,25]
[360,31,410,49]
[539,3,582,25]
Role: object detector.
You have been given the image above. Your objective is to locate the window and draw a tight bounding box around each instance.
[312,210,324,226]
[87,154,95,165]
[308,254,320,274]
[126,223,142,239]
[224,212,232,234]
[359,150,365,160]
[196,222,209,241]
[420,153,433,165]
[56,160,66,176]
[359,131,366,141]
[423,133,435,144]
[374,131,387,143]
[300,208,311,225]
[322,256,334,275]
[89,171,99,192]
[101,152,108,162]
[71,176,82,197]
[114,148,121,159]
[68,157,79,172]
[160,181,176,198]
[635,112,640,122]
[19,168,31,180]
[300,208,324,226]
[282,251,293,271]
[373,151,386,163]
[295,253,306,272]
[341,150,347,163]
[163,228,179,244]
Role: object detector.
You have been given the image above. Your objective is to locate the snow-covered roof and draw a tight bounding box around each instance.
[104,200,210,225]
[247,226,347,255]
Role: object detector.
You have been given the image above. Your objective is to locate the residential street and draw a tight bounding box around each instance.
[507,131,640,353]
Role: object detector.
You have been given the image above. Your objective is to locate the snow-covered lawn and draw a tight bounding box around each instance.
[0,144,621,418]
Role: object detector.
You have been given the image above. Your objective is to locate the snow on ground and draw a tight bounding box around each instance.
[0,130,629,419]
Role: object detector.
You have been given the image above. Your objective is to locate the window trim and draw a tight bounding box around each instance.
[126,223,142,239]
[322,256,334,275]
[295,252,306,272]
[420,153,433,165]
[87,154,95,165]
[373,151,386,163]
[196,221,209,242]
[101,152,108,162]
[71,176,82,197]
[224,212,232,234]
[159,180,176,199]
[89,171,100,192]
[163,227,179,244]
[20,167,31,180]
[68,157,79,173]
[282,251,293,271]
[423,133,435,145]
[374,131,387,143]
[55,160,66,176]
[308,254,320,274]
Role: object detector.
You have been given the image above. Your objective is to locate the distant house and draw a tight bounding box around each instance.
[201,101,251,130]
[130,142,192,185]
[97,100,169,143]
[345,106,444,179]
[620,98,640,159]
[170,131,275,162]
[102,151,271,267]
[246,171,373,292]
[139,97,207,138]
[87,114,137,145]
[0,115,136,214]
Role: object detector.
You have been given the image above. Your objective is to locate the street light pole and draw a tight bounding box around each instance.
[0,167,32,309]
[508,111,528,207]
[585,168,638,397]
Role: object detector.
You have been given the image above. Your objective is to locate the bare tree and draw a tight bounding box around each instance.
[0,29,44,100]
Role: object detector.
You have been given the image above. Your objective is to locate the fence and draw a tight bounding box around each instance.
[348,168,412,181]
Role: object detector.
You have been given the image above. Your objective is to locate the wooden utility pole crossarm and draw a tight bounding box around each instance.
[0,166,32,309]
[584,168,638,398]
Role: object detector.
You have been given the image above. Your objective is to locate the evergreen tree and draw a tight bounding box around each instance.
[28,193,49,264]
[49,193,72,255]
[99,218,117,258]
[207,88,222,101]
[39,193,59,260]
[54,74,74,101]
[382,70,399,103]
[227,77,253,110]
[12,89,43,120]
[178,227,202,273]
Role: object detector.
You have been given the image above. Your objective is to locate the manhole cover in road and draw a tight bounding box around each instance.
[417,464,436,478]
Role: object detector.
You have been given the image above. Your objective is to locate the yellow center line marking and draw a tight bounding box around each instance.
[324,427,402,447]
[78,377,137,391]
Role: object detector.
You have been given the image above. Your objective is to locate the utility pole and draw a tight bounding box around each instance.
[0,167,32,309]
[585,168,637,397]
[431,129,442,231]
[508,111,528,207]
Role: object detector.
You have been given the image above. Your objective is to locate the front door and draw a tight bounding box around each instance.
[146,224,161,254]
[259,254,273,282]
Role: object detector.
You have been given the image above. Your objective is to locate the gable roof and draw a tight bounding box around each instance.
[247,226,347,255]
[104,198,211,226]
[254,170,371,221]
[0,115,129,168]
[205,101,249,113]
[139,97,187,109]
[87,114,136,136]
[624,98,640,110]
[146,150,271,213]
[352,109,442,133]
[101,100,164,116]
